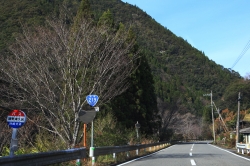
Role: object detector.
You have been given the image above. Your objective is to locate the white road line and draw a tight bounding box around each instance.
[190,144,194,151]
[210,144,250,161]
[190,159,196,165]
[189,152,192,156]
[117,145,175,166]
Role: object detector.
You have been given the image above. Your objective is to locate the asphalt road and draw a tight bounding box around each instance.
[118,142,250,166]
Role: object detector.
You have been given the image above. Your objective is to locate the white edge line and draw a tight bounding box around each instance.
[117,145,176,166]
[190,159,196,165]
[210,144,250,161]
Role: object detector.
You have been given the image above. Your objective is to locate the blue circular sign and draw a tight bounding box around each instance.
[7,110,27,128]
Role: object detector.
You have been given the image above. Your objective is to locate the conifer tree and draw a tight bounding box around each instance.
[108,25,160,135]
[97,9,114,29]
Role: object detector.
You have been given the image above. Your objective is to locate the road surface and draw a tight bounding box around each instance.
[118,142,250,166]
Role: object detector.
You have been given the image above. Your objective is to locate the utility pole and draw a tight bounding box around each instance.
[203,91,216,143]
[236,92,241,145]
[213,102,228,132]
[211,91,216,143]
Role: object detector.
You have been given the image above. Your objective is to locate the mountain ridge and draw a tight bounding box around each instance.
[0,0,244,140]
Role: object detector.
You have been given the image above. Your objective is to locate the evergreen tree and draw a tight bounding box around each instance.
[71,0,93,32]
[97,9,114,28]
[202,107,211,123]
[110,52,160,135]
[77,0,92,19]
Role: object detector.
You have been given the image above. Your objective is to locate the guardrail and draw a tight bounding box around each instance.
[0,147,86,166]
[0,140,210,165]
[88,141,169,165]
[0,142,169,166]
[236,143,250,154]
[91,142,168,157]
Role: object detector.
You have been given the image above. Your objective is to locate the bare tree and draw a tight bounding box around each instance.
[0,17,138,148]
[0,109,12,155]
[245,72,250,80]
[168,112,203,140]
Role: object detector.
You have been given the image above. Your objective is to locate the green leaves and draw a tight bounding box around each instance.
[224,80,250,111]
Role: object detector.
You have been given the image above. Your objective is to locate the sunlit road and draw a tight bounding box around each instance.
[119,142,250,166]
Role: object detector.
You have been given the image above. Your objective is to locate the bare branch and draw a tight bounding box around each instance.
[0,16,139,148]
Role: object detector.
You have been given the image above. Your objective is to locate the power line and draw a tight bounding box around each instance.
[231,39,250,69]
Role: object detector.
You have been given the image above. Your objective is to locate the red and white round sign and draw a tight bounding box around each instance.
[7,110,27,128]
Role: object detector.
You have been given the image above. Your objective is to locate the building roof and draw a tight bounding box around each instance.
[240,127,250,134]
[243,114,250,122]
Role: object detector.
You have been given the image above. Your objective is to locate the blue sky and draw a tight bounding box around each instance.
[121,0,250,77]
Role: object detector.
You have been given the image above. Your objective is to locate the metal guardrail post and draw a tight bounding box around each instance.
[89,147,95,166]
[113,153,116,161]
[126,151,129,157]
[76,159,80,166]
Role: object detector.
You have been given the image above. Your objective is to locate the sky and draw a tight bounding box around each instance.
[121,0,250,77]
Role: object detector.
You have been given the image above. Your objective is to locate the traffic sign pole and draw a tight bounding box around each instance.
[86,94,99,166]
[7,109,27,156]
[10,128,18,156]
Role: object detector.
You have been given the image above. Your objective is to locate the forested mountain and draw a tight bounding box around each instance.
[88,0,244,139]
[0,0,248,145]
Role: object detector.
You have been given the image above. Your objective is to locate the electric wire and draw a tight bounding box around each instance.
[231,39,250,69]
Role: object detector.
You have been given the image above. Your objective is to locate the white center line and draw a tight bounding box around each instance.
[190,159,196,166]
[189,152,192,156]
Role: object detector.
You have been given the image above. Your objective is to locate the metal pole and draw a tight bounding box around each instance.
[211,91,215,143]
[91,121,95,165]
[10,128,17,156]
[136,128,139,139]
[83,124,87,147]
[135,121,140,143]
[236,92,241,145]
[91,121,94,147]
[136,128,139,155]
[135,121,140,156]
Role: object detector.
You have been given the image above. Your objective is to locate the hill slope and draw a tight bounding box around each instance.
[88,1,241,110]
[0,0,243,139]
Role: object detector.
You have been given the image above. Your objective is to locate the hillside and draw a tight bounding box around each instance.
[0,0,244,141]
[88,0,242,130]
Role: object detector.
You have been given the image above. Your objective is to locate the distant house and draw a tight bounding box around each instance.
[237,114,250,154]
[240,127,250,145]
[241,114,250,144]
